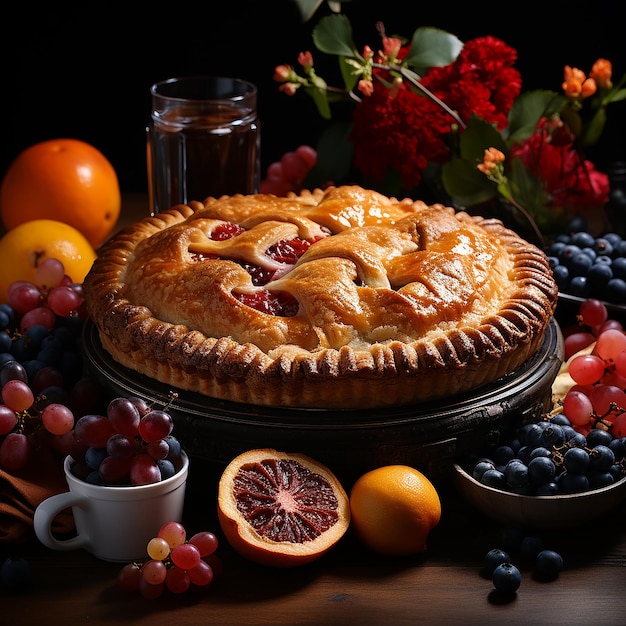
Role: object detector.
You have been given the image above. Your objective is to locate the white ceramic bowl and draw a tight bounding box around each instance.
[452,462,626,529]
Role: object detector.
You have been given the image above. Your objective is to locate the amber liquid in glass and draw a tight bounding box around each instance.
[148,104,260,214]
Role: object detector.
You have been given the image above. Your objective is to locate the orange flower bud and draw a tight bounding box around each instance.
[273,65,293,83]
[298,51,314,70]
[362,45,374,60]
[562,65,587,98]
[278,82,298,96]
[382,37,402,61]
[477,162,495,175]
[590,58,613,89]
[581,77,597,99]
[484,147,505,164]
[358,79,374,97]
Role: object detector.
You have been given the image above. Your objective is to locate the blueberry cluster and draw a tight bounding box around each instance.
[484,534,564,595]
[471,414,626,496]
[545,231,626,303]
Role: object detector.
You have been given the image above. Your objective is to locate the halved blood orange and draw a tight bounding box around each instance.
[217,448,350,568]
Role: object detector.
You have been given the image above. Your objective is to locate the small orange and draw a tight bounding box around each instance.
[0,219,97,302]
[217,448,351,568]
[349,465,442,556]
[0,138,121,248]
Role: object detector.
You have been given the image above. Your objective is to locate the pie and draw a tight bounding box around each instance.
[83,185,558,409]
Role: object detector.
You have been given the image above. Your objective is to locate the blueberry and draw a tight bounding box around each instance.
[498,527,525,552]
[519,422,545,448]
[164,435,182,461]
[481,468,506,488]
[586,429,613,448]
[528,456,556,487]
[504,459,529,488]
[587,262,613,289]
[541,424,565,447]
[483,548,510,577]
[535,481,559,495]
[550,413,571,426]
[615,241,626,257]
[595,255,613,265]
[571,231,596,248]
[567,215,588,232]
[589,445,615,471]
[157,459,176,480]
[0,332,11,353]
[552,264,569,288]
[606,278,626,303]
[580,247,597,261]
[492,563,521,594]
[85,447,108,471]
[603,232,622,247]
[546,241,567,256]
[529,446,551,459]
[0,302,15,317]
[609,437,626,461]
[588,470,615,489]
[559,244,582,265]
[594,238,614,256]
[0,556,33,592]
[559,471,590,493]
[563,447,590,474]
[568,275,590,297]
[493,445,515,466]
[534,550,564,581]
[569,253,593,276]
[611,257,626,279]
[472,459,495,480]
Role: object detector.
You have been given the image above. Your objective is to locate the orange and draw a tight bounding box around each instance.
[0,219,97,302]
[217,448,350,568]
[0,138,121,248]
[349,465,441,556]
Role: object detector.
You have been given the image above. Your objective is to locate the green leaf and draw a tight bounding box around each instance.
[507,90,566,145]
[441,158,497,207]
[402,27,463,76]
[605,86,626,104]
[560,103,583,139]
[580,107,607,147]
[312,14,357,58]
[339,56,359,93]
[459,116,506,162]
[304,85,332,119]
[508,157,547,212]
[290,0,326,22]
[313,121,354,183]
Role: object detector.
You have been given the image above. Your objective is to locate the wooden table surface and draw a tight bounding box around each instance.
[2,196,626,625]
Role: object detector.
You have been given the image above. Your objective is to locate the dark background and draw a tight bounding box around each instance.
[2,1,624,193]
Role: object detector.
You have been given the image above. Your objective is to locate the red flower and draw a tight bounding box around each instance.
[423,36,521,130]
[349,36,522,190]
[511,122,610,212]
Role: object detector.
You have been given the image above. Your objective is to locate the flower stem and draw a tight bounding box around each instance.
[371,63,467,130]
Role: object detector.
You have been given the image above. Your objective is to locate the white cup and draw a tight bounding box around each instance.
[33,452,188,562]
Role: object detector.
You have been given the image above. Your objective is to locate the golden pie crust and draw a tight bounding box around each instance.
[83,186,558,409]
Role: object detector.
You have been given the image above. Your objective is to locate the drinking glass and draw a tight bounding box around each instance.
[147,76,260,214]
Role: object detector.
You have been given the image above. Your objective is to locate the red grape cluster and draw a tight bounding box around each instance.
[69,395,184,486]
[259,145,318,196]
[0,259,100,470]
[117,521,223,598]
[560,298,626,437]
